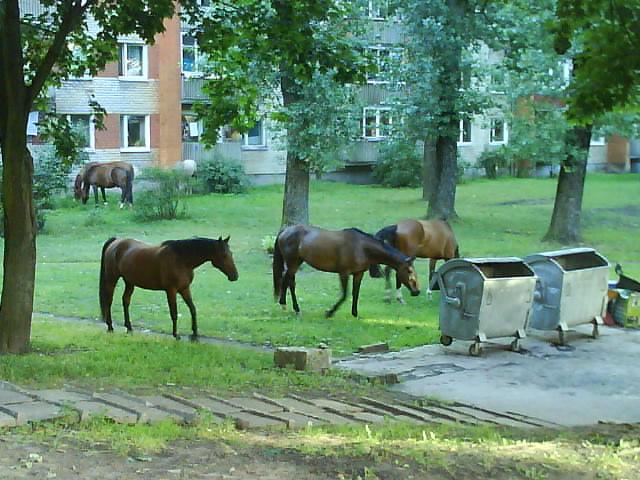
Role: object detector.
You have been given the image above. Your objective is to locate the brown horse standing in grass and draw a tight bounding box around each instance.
[375,219,459,302]
[273,225,420,318]
[74,161,134,207]
[99,236,239,340]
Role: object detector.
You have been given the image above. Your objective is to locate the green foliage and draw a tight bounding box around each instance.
[261,234,278,254]
[372,139,422,187]
[189,0,368,173]
[198,155,249,194]
[134,168,188,221]
[551,0,640,121]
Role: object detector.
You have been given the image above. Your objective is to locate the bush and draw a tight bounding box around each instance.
[261,234,278,254]
[198,155,249,194]
[134,168,188,221]
[372,139,422,188]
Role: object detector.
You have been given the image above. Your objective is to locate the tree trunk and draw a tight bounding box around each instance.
[0,124,37,354]
[281,152,310,226]
[544,124,592,243]
[422,138,437,201]
[280,65,310,227]
[427,135,459,220]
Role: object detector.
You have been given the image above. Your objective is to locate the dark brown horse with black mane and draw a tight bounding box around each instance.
[74,161,134,207]
[273,225,420,318]
[99,236,238,340]
[374,219,459,302]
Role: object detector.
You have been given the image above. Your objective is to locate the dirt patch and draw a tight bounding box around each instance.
[493,198,553,206]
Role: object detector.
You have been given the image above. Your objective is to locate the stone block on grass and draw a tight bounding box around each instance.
[274,347,331,372]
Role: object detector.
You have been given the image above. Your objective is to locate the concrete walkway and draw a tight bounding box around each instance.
[0,380,554,431]
[336,325,640,427]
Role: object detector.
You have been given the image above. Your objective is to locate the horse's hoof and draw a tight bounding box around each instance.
[351,311,358,318]
[384,297,391,304]
[174,335,181,341]
[103,202,108,206]
[325,310,335,318]
[295,310,301,317]
[280,304,287,311]
[189,334,199,342]
[396,297,406,305]
[119,203,124,209]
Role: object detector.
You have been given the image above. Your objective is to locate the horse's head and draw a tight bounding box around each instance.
[211,236,239,282]
[396,256,421,296]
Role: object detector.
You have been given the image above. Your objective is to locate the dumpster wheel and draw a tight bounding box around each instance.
[591,321,599,339]
[469,342,483,357]
[510,338,521,353]
[440,335,453,346]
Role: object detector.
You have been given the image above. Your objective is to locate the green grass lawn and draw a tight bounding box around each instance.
[7,173,640,358]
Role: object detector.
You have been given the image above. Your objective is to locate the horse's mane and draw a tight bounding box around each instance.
[161,237,219,257]
[344,228,408,259]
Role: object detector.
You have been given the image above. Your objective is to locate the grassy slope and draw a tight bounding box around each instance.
[14,174,640,356]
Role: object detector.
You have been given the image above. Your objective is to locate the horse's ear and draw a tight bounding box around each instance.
[218,236,222,242]
[223,235,230,243]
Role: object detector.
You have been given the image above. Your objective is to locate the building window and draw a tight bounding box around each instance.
[121,115,150,151]
[458,118,472,144]
[243,119,266,148]
[67,114,95,150]
[368,0,395,20]
[118,43,147,79]
[363,107,392,140]
[590,135,605,146]
[490,118,507,144]
[182,114,203,141]
[182,34,207,75]
[367,46,402,84]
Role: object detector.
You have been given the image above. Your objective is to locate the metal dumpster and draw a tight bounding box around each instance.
[524,248,609,345]
[430,258,537,356]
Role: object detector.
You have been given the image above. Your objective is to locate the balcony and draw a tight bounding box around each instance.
[181,76,209,103]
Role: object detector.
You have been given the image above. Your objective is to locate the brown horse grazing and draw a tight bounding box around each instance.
[75,161,134,207]
[273,225,420,318]
[99,236,239,340]
[374,219,459,303]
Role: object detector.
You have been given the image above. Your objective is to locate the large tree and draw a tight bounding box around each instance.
[544,0,640,242]
[190,0,366,226]
[0,0,187,354]
[397,0,492,220]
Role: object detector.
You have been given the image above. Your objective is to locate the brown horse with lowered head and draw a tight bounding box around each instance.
[99,236,239,340]
[374,219,459,302]
[273,225,420,318]
[74,161,134,207]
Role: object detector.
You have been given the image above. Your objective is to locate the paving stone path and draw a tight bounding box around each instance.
[0,381,556,431]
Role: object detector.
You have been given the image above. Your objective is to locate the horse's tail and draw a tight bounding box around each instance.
[272,232,285,301]
[99,237,117,323]
[454,245,460,259]
[125,166,134,204]
[370,224,397,278]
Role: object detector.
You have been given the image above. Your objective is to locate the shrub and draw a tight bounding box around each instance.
[261,234,278,254]
[372,139,422,188]
[198,154,249,194]
[134,168,187,221]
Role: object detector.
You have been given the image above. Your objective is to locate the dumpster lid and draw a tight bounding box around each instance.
[524,248,608,271]
[431,257,535,290]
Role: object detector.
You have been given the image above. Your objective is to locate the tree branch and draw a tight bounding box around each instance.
[25,0,96,108]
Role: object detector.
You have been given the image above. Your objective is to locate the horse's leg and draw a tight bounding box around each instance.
[351,271,365,318]
[92,185,99,206]
[427,258,437,300]
[289,273,300,315]
[101,187,107,204]
[102,277,117,332]
[179,288,198,341]
[165,289,180,340]
[326,273,349,318]
[122,281,135,333]
[384,266,393,303]
[395,272,405,304]
[278,270,290,309]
